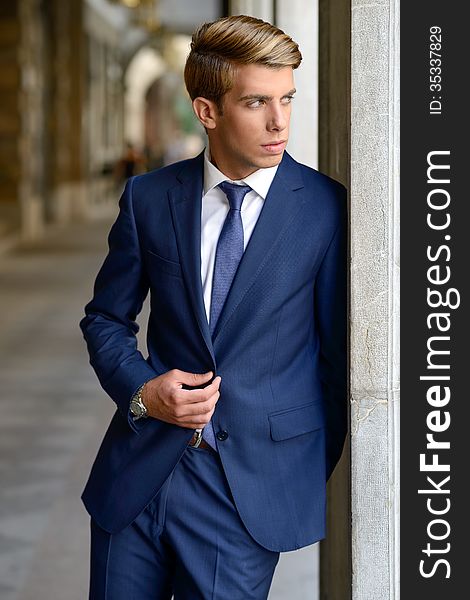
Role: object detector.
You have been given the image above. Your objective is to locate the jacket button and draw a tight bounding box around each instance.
[216,430,228,441]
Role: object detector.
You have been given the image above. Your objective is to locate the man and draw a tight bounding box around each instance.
[80,14,347,600]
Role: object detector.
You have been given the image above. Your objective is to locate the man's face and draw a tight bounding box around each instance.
[207,64,295,179]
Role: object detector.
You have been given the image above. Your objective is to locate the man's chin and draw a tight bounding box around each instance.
[256,151,285,169]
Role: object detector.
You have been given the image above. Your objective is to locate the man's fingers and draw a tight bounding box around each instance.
[177,391,219,418]
[177,376,221,404]
[172,369,214,387]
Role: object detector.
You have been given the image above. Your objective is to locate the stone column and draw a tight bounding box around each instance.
[40,0,83,224]
[18,0,47,241]
[0,3,22,242]
[349,0,400,598]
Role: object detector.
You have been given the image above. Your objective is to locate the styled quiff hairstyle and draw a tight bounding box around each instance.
[184,15,302,112]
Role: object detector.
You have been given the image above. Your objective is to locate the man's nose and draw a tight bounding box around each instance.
[267,104,288,131]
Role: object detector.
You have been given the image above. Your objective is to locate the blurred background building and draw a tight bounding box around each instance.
[0,0,221,247]
[0,1,400,600]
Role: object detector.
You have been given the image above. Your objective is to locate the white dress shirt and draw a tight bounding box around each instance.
[201,146,279,323]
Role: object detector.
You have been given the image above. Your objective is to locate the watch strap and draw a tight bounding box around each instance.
[130,383,148,420]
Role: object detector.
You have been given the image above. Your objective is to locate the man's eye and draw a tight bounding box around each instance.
[282,95,295,104]
[248,99,265,108]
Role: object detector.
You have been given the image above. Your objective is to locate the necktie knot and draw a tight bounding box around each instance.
[218,181,251,211]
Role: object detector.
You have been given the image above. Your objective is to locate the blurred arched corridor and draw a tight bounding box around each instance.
[0,0,216,245]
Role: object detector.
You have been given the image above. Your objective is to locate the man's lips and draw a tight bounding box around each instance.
[261,140,287,153]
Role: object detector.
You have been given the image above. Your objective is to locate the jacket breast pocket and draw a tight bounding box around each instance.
[146,249,183,278]
[268,400,325,441]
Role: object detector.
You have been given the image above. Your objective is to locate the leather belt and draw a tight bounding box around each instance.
[188,430,215,452]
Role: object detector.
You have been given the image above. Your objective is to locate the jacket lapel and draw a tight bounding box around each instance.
[168,151,216,367]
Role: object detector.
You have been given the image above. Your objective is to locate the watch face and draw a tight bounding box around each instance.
[130,400,145,418]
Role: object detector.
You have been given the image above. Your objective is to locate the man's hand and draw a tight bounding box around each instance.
[141,370,221,429]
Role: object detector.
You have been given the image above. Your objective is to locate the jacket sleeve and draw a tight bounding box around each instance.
[314,185,348,480]
[79,177,160,433]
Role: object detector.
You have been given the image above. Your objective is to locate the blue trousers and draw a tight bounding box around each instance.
[89,445,280,599]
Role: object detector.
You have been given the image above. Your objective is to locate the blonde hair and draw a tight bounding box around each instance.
[184,15,302,112]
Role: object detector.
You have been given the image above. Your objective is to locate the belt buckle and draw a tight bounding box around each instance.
[191,429,203,448]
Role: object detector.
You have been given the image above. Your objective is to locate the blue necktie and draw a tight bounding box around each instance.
[202,181,252,451]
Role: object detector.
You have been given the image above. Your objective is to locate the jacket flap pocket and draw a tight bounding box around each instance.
[269,401,325,441]
[146,249,182,278]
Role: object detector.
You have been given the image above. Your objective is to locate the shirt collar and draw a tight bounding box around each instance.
[203,146,279,200]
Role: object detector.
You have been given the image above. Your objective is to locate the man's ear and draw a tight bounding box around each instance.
[192,97,220,130]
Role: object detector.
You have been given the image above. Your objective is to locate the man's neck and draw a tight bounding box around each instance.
[207,147,257,181]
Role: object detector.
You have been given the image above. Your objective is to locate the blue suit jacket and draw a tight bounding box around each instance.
[79,149,348,552]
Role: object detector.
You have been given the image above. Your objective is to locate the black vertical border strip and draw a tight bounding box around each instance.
[401,3,468,597]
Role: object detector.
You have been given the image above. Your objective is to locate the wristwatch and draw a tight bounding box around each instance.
[130,383,148,420]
